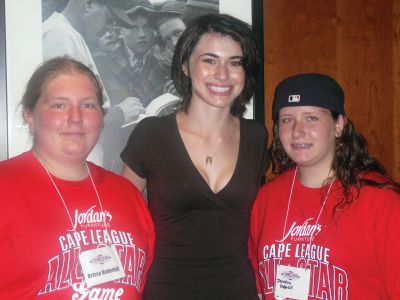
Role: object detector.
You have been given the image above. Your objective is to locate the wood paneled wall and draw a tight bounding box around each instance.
[263,0,400,181]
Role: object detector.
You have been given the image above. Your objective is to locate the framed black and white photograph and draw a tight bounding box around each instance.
[0,0,264,172]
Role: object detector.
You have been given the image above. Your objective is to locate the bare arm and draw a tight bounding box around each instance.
[121,164,147,192]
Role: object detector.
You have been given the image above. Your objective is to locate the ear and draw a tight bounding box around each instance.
[182,62,189,77]
[334,114,346,137]
[23,109,35,134]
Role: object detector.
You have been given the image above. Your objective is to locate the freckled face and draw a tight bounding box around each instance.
[184,32,245,111]
[24,72,103,164]
[278,106,343,173]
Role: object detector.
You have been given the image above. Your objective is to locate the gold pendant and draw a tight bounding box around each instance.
[206,156,212,166]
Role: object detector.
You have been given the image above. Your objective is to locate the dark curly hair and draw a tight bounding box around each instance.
[270,111,400,218]
[171,13,261,117]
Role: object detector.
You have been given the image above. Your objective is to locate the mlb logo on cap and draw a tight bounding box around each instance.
[288,95,301,103]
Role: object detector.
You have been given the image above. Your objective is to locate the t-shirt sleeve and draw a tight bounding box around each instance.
[373,188,400,298]
[248,186,266,294]
[120,118,154,178]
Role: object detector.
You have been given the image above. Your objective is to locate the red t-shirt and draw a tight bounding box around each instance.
[249,168,400,299]
[0,151,155,299]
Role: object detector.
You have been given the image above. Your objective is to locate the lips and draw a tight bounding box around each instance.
[136,40,149,47]
[291,143,312,149]
[206,84,232,94]
[61,132,85,137]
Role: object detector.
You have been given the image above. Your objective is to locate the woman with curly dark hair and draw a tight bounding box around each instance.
[249,73,400,300]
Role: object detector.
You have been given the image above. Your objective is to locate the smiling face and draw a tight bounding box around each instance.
[24,71,103,165]
[278,106,344,174]
[183,32,245,112]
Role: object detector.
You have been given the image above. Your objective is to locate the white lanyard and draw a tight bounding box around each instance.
[281,167,334,266]
[274,168,334,300]
[36,155,126,287]
[37,156,108,234]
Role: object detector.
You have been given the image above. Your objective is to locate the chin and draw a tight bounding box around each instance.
[63,147,90,158]
[289,157,313,167]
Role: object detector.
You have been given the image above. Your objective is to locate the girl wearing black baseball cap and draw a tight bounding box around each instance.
[249,73,400,299]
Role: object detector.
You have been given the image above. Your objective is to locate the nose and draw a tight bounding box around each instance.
[292,120,305,138]
[137,27,146,38]
[214,63,228,81]
[69,105,83,124]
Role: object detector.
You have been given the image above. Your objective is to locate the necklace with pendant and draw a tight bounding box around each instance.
[205,137,224,167]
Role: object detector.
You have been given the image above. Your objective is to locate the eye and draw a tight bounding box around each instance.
[230,59,243,67]
[279,116,292,124]
[306,115,319,121]
[82,101,100,109]
[202,57,216,64]
[51,103,65,109]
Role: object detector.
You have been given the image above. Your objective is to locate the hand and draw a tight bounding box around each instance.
[116,97,146,123]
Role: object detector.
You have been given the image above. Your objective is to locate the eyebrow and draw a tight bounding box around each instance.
[279,110,326,117]
[46,96,98,101]
[199,53,243,59]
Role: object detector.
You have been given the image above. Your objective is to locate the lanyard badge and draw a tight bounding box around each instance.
[79,245,125,287]
[38,158,126,287]
[274,265,310,299]
[274,168,333,300]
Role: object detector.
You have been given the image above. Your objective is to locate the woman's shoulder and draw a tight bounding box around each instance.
[259,169,295,193]
[137,113,174,128]
[360,171,394,183]
[240,118,267,140]
[132,113,175,137]
[241,117,266,130]
[349,172,400,216]
[0,151,34,173]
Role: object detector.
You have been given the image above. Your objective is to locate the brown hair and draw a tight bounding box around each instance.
[270,112,400,218]
[21,56,104,114]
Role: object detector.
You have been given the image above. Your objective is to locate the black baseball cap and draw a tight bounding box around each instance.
[272,73,345,120]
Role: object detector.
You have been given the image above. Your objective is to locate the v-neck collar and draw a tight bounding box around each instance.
[173,113,242,195]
